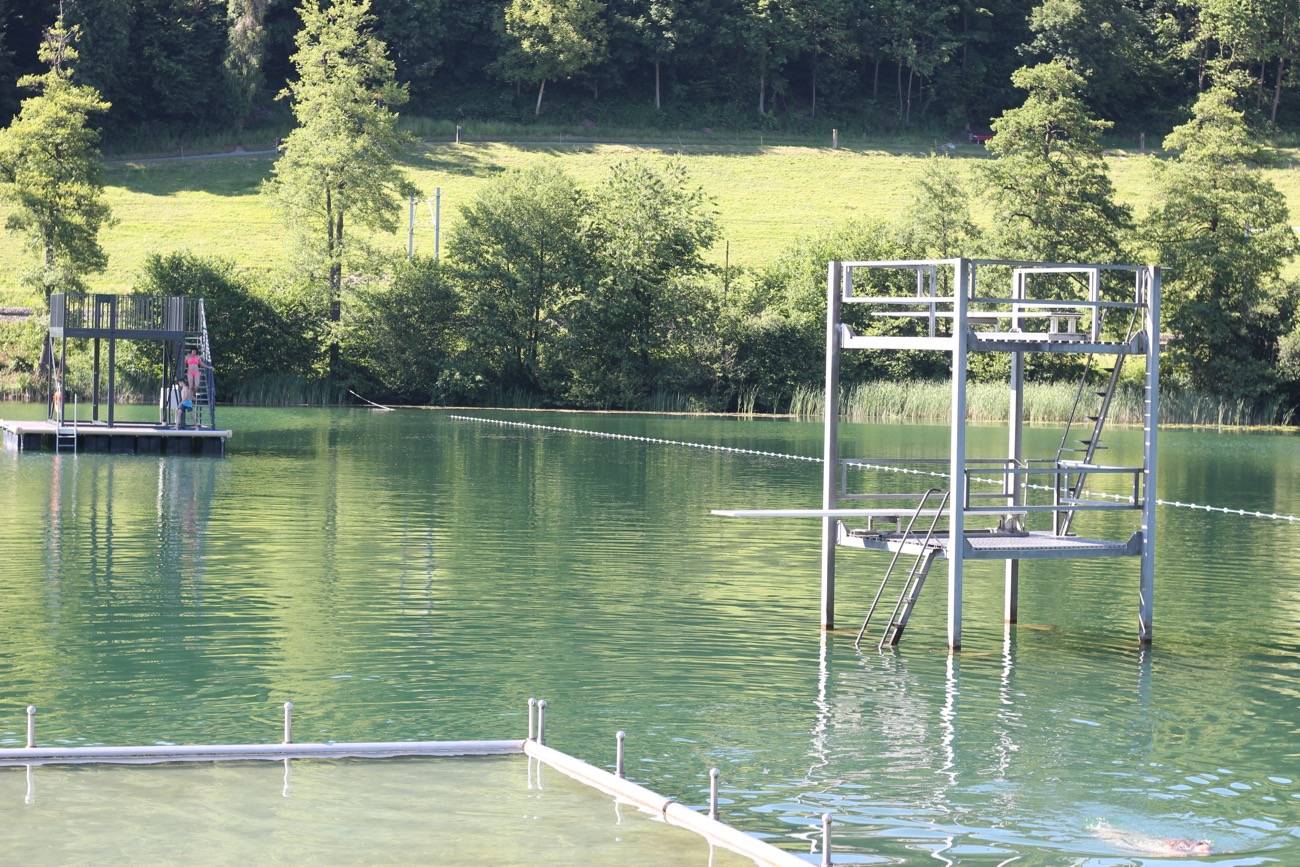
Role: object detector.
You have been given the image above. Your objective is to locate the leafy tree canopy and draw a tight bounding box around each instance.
[1145,86,1298,399]
[0,15,111,301]
[982,61,1131,263]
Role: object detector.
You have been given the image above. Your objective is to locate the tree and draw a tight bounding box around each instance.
[1025,0,1154,119]
[0,15,112,301]
[741,0,802,117]
[624,0,698,110]
[895,154,982,259]
[133,250,317,396]
[225,0,271,131]
[448,163,588,395]
[980,61,1131,263]
[342,255,459,403]
[1143,86,1298,399]
[68,0,234,136]
[372,0,449,107]
[559,158,716,406]
[264,0,417,381]
[500,0,608,116]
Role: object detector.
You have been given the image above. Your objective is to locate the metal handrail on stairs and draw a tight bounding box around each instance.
[854,489,950,650]
[1054,302,1143,536]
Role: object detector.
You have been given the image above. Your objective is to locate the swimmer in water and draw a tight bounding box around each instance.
[1092,821,1213,856]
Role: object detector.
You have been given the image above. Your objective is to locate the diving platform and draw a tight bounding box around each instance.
[712,508,1141,560]
[1,419,229,456]
[714,258,1161,651]
[25,292,228,456]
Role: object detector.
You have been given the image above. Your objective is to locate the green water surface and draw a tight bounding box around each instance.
[1,406,1298,864]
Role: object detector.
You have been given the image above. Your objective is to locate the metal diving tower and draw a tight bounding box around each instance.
[716,258,1161,651]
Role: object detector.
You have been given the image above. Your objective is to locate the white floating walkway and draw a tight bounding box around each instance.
[0,702,815,867]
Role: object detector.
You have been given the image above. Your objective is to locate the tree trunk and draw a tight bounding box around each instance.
[655,61,661,109]
[535,79,546,116]
[896,60,903,118]
[811,67,817,120]
[758,69,766,116]
[325,186,342,382]
[1272,55,1286,127]
[905,66,914,124]
[873,58,880,100]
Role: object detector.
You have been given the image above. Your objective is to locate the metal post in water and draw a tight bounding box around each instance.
[26,705,35,748]
[821,813,832,866]
[616,730,625,778]
[821,262,843,630]
[283,702,293,744]
[537,699,547,746]
[528,698,537,741]
[709,768,720,820]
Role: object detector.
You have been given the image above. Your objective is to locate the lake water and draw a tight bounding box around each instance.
[1,405,1299,864]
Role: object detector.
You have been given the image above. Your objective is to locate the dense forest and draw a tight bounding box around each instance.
[1,0,1299,142]
[2,0,1300,422]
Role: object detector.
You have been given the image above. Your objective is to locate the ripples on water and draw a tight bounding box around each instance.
[1,408,1299,863]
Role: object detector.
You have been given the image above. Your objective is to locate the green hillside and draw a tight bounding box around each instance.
[11,137,1299,307]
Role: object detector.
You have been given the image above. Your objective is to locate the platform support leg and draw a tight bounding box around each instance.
[821,262,843,631]
[1139,266,1160,644]
[948,259,970,651]
[1005,346,1024,624]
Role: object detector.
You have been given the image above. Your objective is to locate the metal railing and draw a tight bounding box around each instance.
[51,293,201,335]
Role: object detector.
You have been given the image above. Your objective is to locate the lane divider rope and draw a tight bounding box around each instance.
[450,415,1300,523]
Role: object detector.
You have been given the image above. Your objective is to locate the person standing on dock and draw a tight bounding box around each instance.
[179,382,193,429]
[167,380,183,428]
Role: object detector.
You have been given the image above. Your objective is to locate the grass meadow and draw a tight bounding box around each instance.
[6,124,1300,307]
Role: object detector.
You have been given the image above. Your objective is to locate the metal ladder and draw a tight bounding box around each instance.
[854,489,950,650]
[1053,305,1141,536]
[55,393,76,453]
[55,425,76,453]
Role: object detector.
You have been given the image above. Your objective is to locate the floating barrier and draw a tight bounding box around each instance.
[2,700,820,867]
[451,415,1300,524]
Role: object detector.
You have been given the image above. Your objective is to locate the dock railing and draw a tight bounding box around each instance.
[50,293,201,338]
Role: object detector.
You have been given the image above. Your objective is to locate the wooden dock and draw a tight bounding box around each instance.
[1,419,230,456]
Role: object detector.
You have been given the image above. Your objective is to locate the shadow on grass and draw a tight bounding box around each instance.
[104,152,278,196]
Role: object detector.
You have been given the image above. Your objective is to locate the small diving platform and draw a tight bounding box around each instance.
[712,508,1141,560]
[1,418,230,456]
[17,291,230,457]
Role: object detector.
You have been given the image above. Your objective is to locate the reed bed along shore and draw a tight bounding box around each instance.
[787,381,1298,428]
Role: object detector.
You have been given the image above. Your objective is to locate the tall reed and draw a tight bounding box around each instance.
[786,379,1297,427]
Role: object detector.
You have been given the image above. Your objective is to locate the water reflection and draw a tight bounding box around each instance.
[3,409,1300,863]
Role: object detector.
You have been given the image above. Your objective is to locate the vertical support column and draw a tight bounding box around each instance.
[1139,267,1160,644]
[58,338,67,426]
[92,337,101,422]
[1005,346,1023,624]
[948,259,970,651]
[106,295,117,428]
[821,262,843,631]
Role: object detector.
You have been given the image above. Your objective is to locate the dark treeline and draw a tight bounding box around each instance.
[2,0,1300,142]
